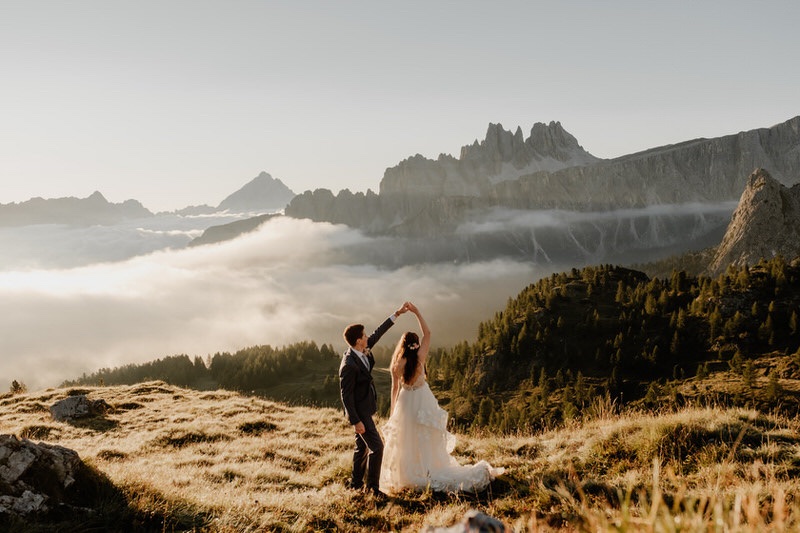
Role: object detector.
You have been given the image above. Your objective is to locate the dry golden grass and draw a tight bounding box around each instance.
[2,382,800,532]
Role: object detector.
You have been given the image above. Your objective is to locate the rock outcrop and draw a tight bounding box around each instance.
[217,171,296,213]
[708,168,800,274]
[49,395,111,422]
[423,509,506,532]
[379,121,599,197]
[0,434,106,518]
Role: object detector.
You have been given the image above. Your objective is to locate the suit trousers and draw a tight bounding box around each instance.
[351,415,384,490]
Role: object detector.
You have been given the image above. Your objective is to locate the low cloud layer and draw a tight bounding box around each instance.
[1,202,737,392]
[0,212,251,270]
[454,202,736,264]
[0,217,543,391]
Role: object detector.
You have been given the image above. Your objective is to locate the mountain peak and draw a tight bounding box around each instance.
[87,191,108,203]
[708,168,800,274]
[217,172,296,213]
[461,120,598,169]
[379,121,599,197]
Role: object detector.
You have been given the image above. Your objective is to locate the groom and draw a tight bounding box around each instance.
[340,303,407,496]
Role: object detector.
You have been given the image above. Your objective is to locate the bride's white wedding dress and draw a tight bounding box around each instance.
[379,372,504,494]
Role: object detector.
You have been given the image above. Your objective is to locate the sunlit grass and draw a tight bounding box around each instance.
[2,381,800,531]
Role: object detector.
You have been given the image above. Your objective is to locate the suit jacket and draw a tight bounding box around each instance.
[339,316,395,425]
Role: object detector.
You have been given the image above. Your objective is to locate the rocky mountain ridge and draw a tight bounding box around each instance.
[1,172,296,227]
[493,117,800,210]
[708,168,800,274]
[286,116,800,236]
[0,191,152,227]
[379,121,599,197]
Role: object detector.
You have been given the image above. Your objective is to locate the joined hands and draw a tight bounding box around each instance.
[396,301,419,316]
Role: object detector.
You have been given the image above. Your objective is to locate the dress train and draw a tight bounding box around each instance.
[379,377,503,494]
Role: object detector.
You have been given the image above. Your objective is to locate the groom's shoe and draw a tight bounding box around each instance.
[368,487,388,501]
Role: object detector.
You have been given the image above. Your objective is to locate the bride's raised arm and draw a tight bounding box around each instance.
[389,331,405,416]
[406,302,431,365]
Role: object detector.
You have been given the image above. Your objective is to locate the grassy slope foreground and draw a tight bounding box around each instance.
[2,382,800,531]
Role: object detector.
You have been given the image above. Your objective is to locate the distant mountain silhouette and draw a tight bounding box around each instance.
[0,171,296,228]
[216,172,296,213]
[0,191,152,227]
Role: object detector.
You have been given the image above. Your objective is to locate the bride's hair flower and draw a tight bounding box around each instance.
[406,342,419,350]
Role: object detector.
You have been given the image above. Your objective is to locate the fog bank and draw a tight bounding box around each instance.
[0,217,544,391]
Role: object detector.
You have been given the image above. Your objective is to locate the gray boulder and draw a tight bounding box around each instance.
[423,509,506,532]
[49,395,110,422]
[0,434,82,516]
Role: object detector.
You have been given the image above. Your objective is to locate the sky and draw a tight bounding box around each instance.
[1,1,798,212]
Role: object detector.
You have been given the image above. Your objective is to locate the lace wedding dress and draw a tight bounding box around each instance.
[379,373,504,494]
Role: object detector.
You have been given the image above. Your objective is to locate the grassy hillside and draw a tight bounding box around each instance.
[2,382,800,531]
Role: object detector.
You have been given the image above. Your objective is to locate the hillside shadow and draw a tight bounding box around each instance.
[383,473,522,515]
[65,416,119,433]
[0,455,203,532]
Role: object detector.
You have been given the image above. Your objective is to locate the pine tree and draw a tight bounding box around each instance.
[10,380,27,395]
[709,307,723,341]
[742,360,756,389]
[574,371,587,405]
[477,398,494,427]
[766,369,782,402]
[615,281,626,304]
[670,331,681,356]
[644,382,659,406]
[555,369,565,388]
[758,315,775,343]
[729,349,744,374]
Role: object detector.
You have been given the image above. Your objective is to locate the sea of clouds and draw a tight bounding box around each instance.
[0,202,736,392]
[0,216,543,391]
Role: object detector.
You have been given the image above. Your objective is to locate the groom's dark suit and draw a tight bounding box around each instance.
[339,315,395,492]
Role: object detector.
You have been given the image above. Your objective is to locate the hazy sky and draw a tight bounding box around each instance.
[1,2,798,212]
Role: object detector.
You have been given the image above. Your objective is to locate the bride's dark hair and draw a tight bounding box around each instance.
[400,332,420,384]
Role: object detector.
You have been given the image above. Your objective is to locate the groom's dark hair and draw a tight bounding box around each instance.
[343,324,365,347]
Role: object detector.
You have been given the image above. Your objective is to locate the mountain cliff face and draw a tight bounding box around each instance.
[708,168,800,274]
[379,121,599,197]
[0,191,152,227]
[495,116,800,210]
[285,116,800,236]
[217,172,296,213]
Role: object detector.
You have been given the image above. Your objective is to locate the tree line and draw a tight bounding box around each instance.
[63,341,346,406]
[426,257,800,432]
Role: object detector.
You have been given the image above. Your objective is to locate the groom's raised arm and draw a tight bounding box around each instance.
[366,303,408,349]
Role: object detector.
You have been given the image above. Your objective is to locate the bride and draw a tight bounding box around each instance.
[379,302,504,494]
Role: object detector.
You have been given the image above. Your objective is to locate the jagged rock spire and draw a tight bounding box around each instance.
[709,168,800,274]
